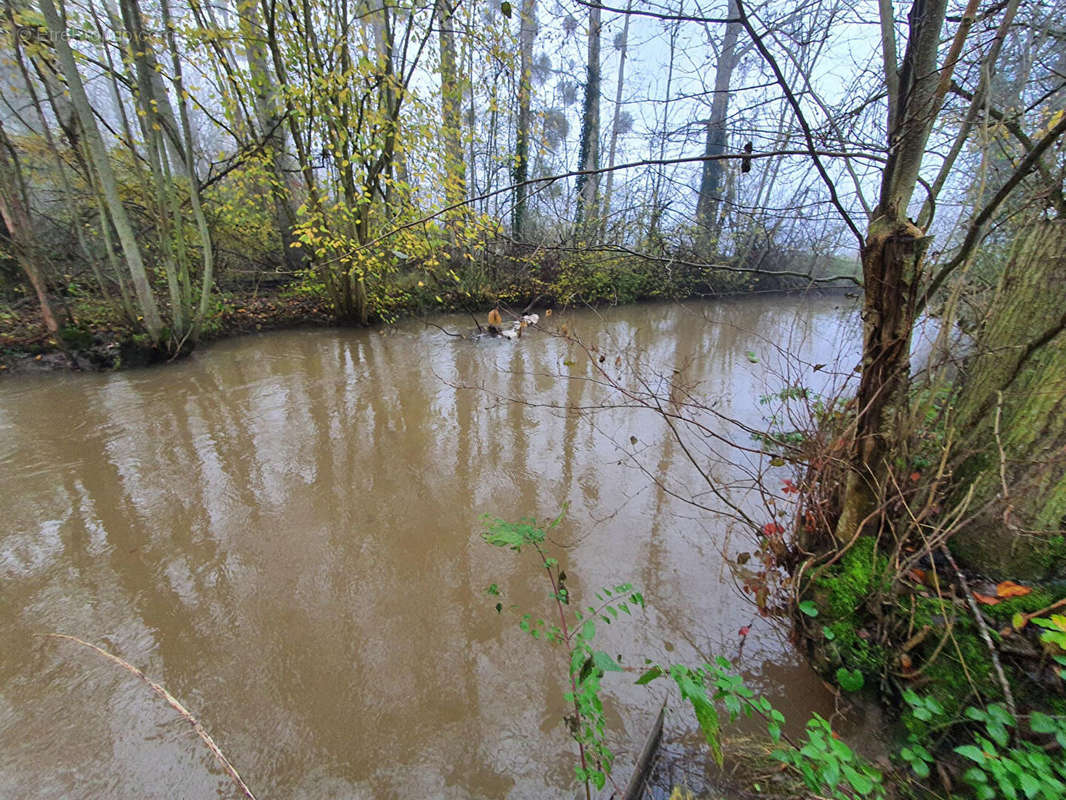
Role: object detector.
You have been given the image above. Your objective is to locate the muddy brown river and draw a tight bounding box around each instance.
[1,296,873,798]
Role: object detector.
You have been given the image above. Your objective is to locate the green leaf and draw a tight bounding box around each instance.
[835,668,864,692]
[746,350,759,363]
[577,656,594,684]
[547,503,569,530]
[821,758,841,789]
[592,650,622,673]
[799,600,819,617]
[987,720,1009,747]
[840,764,875,795]
[481,517,545,550]
[500,0,512,16]
[956,744,987,763]
[1030,711,1057,734]
[635,666,664,685]
[671,666,722,767]
[1019,772,1041,798]
[1012,611,1027,630]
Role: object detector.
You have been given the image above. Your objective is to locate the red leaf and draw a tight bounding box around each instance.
[973,592,1001,606]
[739,626,751,637]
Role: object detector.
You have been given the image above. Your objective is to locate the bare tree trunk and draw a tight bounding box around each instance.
[601,1,631,237]
[39,0,164,345]
[4,5,110,303]
[117,0,189,169]
[161,0,215,343]
[0,121,60,337]
[465,8,478,211]
[120,0,190,339]
[512,0,536,240]
[695,0,740,256]
[238,0,303,271]
[437,0,466,208]
[647,12,680,243]
[574,3,601,232]
[834,0,953,541]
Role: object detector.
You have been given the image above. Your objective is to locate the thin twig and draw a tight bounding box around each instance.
[993,390,1014,529]
[45,633,257,800]
[423,320,463,337]
[1012,597,1066,628]
[936,549,1017,721]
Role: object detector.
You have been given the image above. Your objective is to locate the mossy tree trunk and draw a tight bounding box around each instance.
[834,0,949,542]
[573,3,601,233]
[949,218,1066,579]
[834,215,929,541]
[511,0,536,240]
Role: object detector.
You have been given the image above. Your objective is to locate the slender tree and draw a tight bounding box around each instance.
[0,120,60,338]
[574,2,601,231]
[39,0,164,345]
[695,0,741,255]
[601,1,632,234]
[825,0,987,540]
[236,0,304,271]
[437,0,467,208]
[512,0,537,239]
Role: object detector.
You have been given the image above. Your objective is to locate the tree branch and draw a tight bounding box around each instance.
[334,148,884,262]
[733,0,865,245]
[920,110,1066,309]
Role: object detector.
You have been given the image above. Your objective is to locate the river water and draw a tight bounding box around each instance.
[1,295,868,799]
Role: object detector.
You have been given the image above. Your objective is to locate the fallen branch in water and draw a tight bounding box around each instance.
[45,633,257,800]
[423,320,463,337]
[620,700,666,800]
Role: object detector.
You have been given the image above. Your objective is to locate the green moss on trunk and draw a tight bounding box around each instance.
[951,219,1066,580]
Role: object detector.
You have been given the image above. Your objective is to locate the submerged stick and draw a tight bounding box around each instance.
[620,700,666,800]
[45,633,257,800]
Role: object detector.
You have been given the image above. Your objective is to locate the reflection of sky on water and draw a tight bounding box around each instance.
[0,295,862,798]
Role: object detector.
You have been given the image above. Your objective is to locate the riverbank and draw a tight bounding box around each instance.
[0,280,858,375]
[0,289,334,374]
